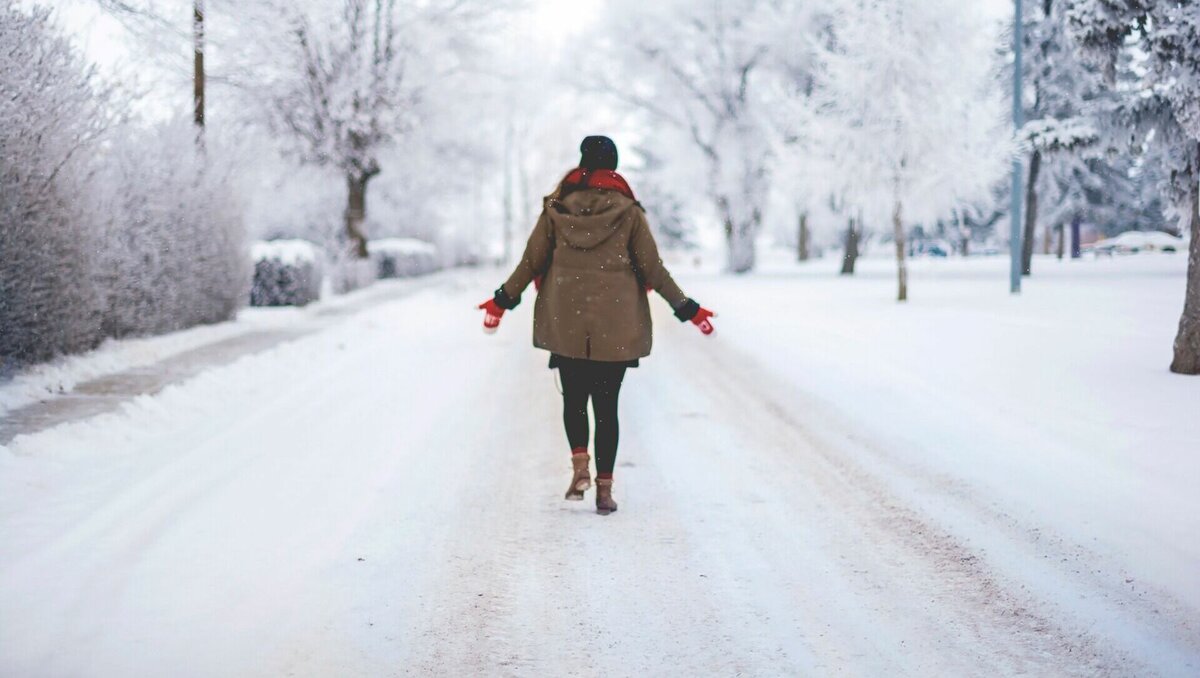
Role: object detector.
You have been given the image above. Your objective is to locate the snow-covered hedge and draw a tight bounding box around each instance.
[0,2,107,364]
[95,120,248,338]
[371,238,441,279]
[250,240,323,307]
[0,2,246,367]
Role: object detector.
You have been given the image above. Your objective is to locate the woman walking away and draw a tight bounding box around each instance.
[478,136,715,515]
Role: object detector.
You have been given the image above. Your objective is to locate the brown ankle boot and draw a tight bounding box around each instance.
[595,478,618,515]
[564,452,591,501]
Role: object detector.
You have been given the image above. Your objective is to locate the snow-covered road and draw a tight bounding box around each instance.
[2,265,1196,676]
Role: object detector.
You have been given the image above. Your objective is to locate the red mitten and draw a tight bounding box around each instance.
[691,307,716,336]
[478,299,505,334]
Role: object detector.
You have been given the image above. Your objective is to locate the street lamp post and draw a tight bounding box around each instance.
[1010,0,1023,294]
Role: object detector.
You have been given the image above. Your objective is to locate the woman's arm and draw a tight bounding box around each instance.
[628,210,702,322]
[493,210,554,310]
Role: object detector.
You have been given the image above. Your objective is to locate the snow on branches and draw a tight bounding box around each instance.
[1,1,246,367]
[591,0,776,273]
[263,0,495,260]
[1066,0,1200,373]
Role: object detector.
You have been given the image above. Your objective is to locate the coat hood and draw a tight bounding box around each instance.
[547,189,640,251]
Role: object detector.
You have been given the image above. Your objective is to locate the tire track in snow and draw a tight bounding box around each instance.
[644,312,1166,676]
[399,336,787,676]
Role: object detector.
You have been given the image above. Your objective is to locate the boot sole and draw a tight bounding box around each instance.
[565,479,591,501]
[596,506,617,515]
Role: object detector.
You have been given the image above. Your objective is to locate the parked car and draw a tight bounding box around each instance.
[1084,230,1183,256]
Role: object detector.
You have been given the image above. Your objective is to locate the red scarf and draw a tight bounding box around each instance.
[560,168,636,201]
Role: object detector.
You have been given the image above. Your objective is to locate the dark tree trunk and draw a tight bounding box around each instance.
[1043,223,1052,255]
[1021,149,1041,276]
[193,1,205,131]
[1170,143,1200,375]
[724,217,757,274]
[893,201,908,302]
[797,212,810,262]
[840,217,859,275]
[1056,223,1065,260]
[345,173,372,258]
[1070,214,1082,259]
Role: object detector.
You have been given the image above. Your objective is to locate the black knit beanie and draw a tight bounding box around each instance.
[579,136,618,170]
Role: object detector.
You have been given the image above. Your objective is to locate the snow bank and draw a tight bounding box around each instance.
[0,322,251,417]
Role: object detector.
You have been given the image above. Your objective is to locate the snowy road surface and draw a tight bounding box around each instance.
[1,261,1197,676]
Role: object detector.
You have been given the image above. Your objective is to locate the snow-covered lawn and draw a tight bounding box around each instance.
[691,251,1198,606]
[0,255,1195,676]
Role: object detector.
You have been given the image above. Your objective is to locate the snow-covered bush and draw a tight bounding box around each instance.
[94,119,248,337]
[371,238,440,279]
[0,1,109,364]
[0,1,247,367]
[250,240,323,307]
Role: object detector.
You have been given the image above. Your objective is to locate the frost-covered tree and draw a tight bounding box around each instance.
[1020,0,1101,273]
[1020,0,1163,270]
[590,0,776,273]
[1,1,247,367]
[0,0,110,364]
[1067,1,1200,374]
[811,0,1011,300]
[634,146,698,250]
[266,0,416,259]
[263,0,492,260]
[760,3,830,263]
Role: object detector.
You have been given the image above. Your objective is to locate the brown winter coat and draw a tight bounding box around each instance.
[499,189,692,362]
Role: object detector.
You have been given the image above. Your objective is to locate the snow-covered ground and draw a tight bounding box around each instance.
[1,255,1196,676]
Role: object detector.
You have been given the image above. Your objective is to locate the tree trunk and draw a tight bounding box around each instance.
[725,217,757,273]
[797,212,810,262]
[345,173,371,259]
[193,1,205,131]
[1021,149,1041,276]
[840,217,859,275]
[1070,214,1082,259]
[893,201,908,302]
[1043,223,1052,255]
[1169,143,1200,375]
[722,200,759,274]
[1056,223,1065,260]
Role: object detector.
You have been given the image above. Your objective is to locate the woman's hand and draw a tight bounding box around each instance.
[691,307,716,336]
[673,298,716,335]
[478,299,505,334]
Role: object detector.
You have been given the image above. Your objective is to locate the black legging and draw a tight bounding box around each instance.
[558,360,628,476]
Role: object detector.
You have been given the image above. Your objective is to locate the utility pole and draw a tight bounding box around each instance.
[1009,0,1023,294]
[193,0,205,133]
